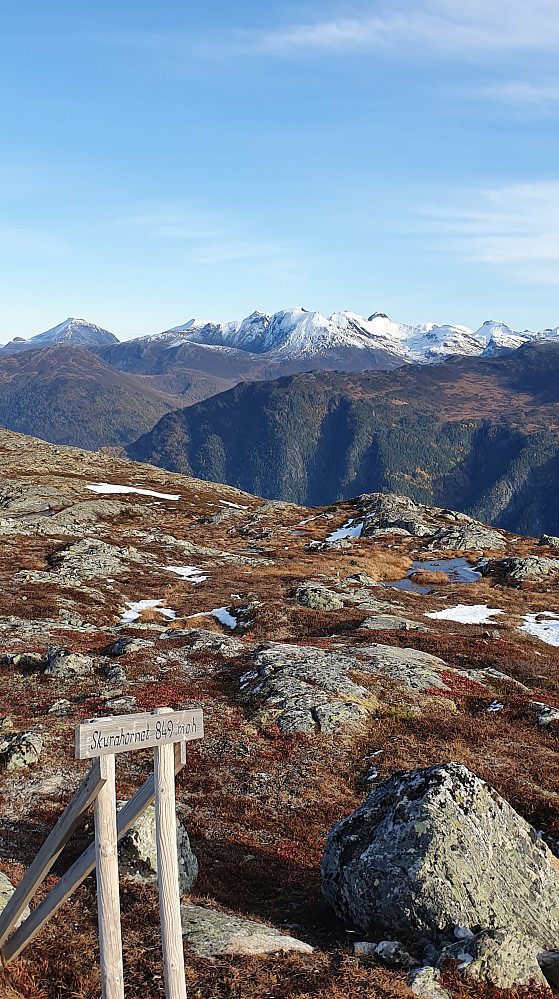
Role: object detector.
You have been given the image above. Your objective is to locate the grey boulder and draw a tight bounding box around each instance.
[0,731,42,770]
[409,966,451,999]
[444,928,549,990]
[45,648,94,678]
[0,871,30,926]
[481,556,559,582]
[118,804,198,895]
[295,583,343,611]
[322,763,559,956]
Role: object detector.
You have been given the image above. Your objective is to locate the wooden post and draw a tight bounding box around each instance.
[94,754,124,999]
[153,710,187,999]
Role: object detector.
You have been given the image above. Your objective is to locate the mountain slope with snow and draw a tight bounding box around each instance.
[2,318,118,353]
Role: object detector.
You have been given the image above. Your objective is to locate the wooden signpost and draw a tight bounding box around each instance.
[0,706,204,999]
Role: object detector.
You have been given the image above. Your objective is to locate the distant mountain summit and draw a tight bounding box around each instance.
[2,317,118,353]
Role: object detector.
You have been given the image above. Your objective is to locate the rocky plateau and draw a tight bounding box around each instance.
[0,428,557,998]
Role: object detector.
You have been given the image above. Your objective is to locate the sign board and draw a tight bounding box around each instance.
[75,708,204,760]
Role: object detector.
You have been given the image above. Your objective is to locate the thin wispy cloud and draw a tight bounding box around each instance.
[120,206,304,270]
[250,0,559,57]
[477,80,559,109]
[418,181,559,280]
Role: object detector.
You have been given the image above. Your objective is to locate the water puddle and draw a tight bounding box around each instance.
[385,558,482,594]
[2,509,52,521]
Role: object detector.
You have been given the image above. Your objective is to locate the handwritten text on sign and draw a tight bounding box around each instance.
[75,709,204,760]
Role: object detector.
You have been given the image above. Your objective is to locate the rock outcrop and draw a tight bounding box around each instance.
[180,904,313,958]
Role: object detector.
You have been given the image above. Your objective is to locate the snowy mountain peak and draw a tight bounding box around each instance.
[2,317,118,353]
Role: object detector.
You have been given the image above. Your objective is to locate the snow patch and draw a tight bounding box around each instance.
[424,604,504,624]
[121,599,176,623]
[86,483,180,500]
[209,606,238,629]
[521,612,559,646]
[325,520,364,542]
[165,565,208,584]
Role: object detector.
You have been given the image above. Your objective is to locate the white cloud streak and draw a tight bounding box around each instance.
[119,206,303,270]
[419,181,559,280]
[250,0,559,56]
[477,80,559,107]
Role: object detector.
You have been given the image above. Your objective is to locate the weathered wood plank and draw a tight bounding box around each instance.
[154,711,187,999]
[2,743,186,964]
[76,708,204,759]
[0,758,106,948]
[95,754,124,999]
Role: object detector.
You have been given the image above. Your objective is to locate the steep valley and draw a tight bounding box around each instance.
[127,341,559,537]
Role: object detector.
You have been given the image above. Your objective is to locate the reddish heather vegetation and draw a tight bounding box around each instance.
[0,430,557,998]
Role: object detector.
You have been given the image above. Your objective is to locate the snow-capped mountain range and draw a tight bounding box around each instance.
[4,309,559,367]
[127,308,559,364]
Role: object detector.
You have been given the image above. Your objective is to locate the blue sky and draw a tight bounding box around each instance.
[2,0,559,341]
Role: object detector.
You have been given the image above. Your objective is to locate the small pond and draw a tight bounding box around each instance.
[385,557,482,594]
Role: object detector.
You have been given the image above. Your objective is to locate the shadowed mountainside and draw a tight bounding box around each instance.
[0,344,190,449]
[126,340,559,536]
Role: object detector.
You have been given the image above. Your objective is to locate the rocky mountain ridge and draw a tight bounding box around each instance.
[0,428,557,997]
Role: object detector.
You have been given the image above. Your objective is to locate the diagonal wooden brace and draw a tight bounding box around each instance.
[2,741,187,964]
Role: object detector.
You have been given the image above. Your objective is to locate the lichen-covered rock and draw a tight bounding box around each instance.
[312,702,370,734]
[180,904,313,958]
[160,628,244,657]
[360,614,428,632]
[276,708,316,734]
[409,966,451,999]
[459,929,548,989]
[104,695,137,711]
[118,805,198,894]
[0,871,30,926]
[321,762,559,953]
[0,731,42,770]
[110,636,154,656]
[49,537,151,583]
[539,534,559,549]
[358,493,435,538]
[45,648,94,678]
[374,939,419,967]
[242,641,453,736]
[481,556,559,583]
[105,663,127,683]
[47,698,72,716]
[4,651,46,671]
[49,499,140,526]
[532,701,559,726]
[426,525,506,552]
[295,583,343,611]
